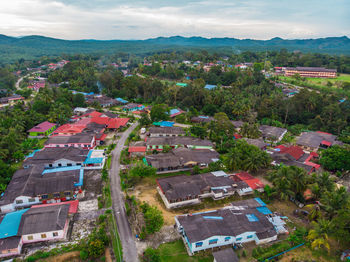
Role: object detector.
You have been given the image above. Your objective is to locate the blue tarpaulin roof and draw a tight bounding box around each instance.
[42,165,81,174]
[176,83,187,87]
[25,149,41,159]
[246,214,259,222]
[169,109,180,115]
[256,206,272,215]
[116,97,128,103]
[255,197,266,206]
[0,209,29,239]
[199,115,209,119]
[84,150,104,164]
[203,216,223,220]
[153,121,174,127]
[75,168,84,187]
[204,84,217,90]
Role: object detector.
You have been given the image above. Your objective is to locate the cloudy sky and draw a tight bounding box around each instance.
[0,0,349,40]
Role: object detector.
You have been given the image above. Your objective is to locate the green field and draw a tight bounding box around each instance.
[306,73,350,86]
[157,240,213,262]
[279,74,350,93]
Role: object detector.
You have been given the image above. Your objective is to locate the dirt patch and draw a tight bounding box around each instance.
[267,200,309,228]
[131,184,239,226]
[105,248,113,262]
[82,170,102,200]
[40,251,81,262]
[131,185,177,225]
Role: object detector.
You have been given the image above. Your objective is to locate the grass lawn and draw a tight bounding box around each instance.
[157,240,213,262]
[279,74,350,90]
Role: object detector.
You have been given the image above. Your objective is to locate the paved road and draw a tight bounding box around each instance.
[110,122,139,262]
[15,75,25,89]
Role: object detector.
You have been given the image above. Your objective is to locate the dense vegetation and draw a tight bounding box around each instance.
[0,86,88,191]
[1,35,350,64]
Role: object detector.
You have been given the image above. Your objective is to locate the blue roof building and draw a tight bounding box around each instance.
[204,84,217,90]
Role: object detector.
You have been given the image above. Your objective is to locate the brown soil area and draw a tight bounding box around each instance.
[267,200,309,228]
[40,251,81,262]
[105,248,113,262]
[131,184,236,225]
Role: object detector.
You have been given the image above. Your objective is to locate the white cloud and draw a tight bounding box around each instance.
[0,0,348,39]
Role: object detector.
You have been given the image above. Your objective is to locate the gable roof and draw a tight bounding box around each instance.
[128,146,146,153]
[177,198,276,243]
[149,126,185,135]
[18,204,69,235]
[107,118,129,129]
[24,147,88,166]
[259,125,287,140]
[28,121,56,133]
[46,133,94,145]
[244,138,267,149]
[296,131,337,148]
[157,171,241,202]
[0,165,80,205]
[146,136,213,147]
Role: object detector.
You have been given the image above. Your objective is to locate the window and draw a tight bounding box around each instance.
[247,235,253,239]
[49,164,53,167]
[195,242,203,247]
[27,235,33,240]
[64,191,71,196]
[41,234,47,239]
[53,193,60,198]
[53,232,58,237]
[84,145,88,148]
[64,145,68,147]
[236,237,242,241]
[56,145,59,147]
[29,198,35,203]
[41,195,48,199]
[209,239,218,245]
[58,163,62,167]
[67,163,72,166]
[15,200,23,204]
[225,237,231,242]
[77,163,81,165]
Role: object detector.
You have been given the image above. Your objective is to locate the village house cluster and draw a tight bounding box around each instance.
[0,108,129,258]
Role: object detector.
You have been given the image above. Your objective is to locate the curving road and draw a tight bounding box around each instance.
[110,122,139,262]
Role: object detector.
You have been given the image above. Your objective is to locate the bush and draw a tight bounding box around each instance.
[80,250,89,260]
[142,247,161,262]
[88,239,105,258]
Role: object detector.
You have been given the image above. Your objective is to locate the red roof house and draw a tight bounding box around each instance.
[31,200,79,214]
[235,172,265,192]
[107,118,129,129]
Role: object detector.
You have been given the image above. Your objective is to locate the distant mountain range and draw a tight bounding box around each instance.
[0,34,349,63]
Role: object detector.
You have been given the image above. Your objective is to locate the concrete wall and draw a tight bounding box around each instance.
[0,196,41,213]
[22,219,69,244]
[189,231,257,253]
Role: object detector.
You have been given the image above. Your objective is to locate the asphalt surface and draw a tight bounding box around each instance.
[110,122,139,262]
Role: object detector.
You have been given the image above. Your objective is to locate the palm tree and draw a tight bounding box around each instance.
[321,186,349,218]
[225,147,242,171]
[288,166,308,197]
[269,167,295,200]
[307,219,333,252]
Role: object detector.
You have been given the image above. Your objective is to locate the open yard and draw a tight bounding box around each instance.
[156,240,213,262]
[279,73,350,90]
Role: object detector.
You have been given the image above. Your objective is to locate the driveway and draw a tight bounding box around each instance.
[110,122,139,262]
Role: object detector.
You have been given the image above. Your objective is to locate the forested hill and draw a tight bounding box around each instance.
[0,34,350,63]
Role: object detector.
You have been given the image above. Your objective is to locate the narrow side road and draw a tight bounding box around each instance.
[110,122,139,262]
